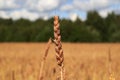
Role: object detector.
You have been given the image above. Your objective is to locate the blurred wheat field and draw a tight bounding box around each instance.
[0,43,120,80]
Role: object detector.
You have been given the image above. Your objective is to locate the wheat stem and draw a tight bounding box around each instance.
[108,48,115,80]
[39,38,52,80]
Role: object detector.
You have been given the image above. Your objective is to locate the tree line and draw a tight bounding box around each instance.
[0,11,120,42]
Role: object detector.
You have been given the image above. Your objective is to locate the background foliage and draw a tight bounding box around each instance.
[0,11,120,42]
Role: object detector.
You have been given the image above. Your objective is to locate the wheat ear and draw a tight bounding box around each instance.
[39,38,52,80]
[53,16,65,80]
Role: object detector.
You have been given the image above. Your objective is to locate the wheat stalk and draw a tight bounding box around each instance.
[53,16,65,80]
[39,38,52,80]
[12,70,15,80]
[108,48,115,80]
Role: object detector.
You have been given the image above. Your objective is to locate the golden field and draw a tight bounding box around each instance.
[0,43,120,80]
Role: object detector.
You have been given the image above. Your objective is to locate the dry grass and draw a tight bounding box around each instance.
[108,48,116,80]
[0,43,120,80]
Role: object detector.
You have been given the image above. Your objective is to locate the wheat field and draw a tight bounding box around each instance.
[0,43,120,80]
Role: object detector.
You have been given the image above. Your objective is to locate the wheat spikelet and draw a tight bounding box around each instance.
[108,48,115,80]
[53,16,65,80]
[39,38,52,80]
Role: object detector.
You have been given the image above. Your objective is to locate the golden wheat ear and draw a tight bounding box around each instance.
[39,38,52,80]
[53,16,65,80]
[108,48,115,80]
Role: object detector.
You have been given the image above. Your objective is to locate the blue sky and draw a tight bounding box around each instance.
[0,0,120,21]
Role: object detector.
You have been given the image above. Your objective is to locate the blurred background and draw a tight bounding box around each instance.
[0,0,120,80]
[0,0,120,42]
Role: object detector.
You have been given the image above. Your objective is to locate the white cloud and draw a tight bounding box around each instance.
[69,13,77,22]
[37,0,60,11]
[0,0,62,11]
[0,0,63,21]
[0,9,54,21]
[73,0,110,11]
[9,9,40,21]
[0,11,10,19]
[43,16,49,21]
[98,5,120,18]
[0,0,18,9]
[0,0,120,21]
[0,10,40,21]
[60,4,74,11]
[98,10,111,18]
[26,0,61,12]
